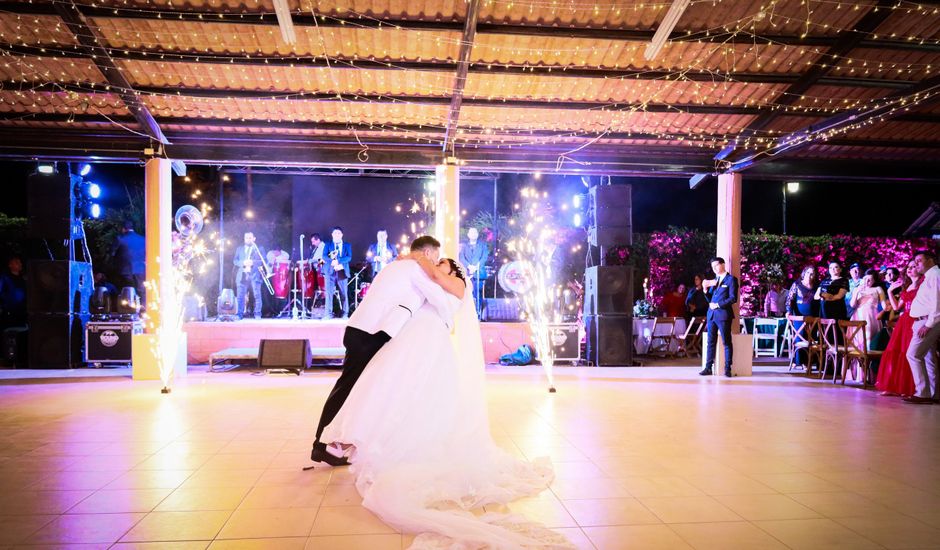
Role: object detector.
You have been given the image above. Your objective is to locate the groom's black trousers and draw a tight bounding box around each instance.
[314,327,391,442]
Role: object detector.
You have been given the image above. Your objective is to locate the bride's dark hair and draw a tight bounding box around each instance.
[444,258,467,286]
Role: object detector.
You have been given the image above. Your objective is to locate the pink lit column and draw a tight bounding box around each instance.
[716,171,742,328]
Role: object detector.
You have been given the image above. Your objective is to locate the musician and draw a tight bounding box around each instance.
[233,231,265,319]
[367,229,398,278]
[310,233,324,265]
[458,227,489,316]
[266,246,290,267]
[322,226,352,319]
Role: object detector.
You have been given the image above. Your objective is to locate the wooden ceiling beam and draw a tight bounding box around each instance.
[9,80,940,122]
[1,113,936,150]
[0,44,914,90]
[2,2,937,53]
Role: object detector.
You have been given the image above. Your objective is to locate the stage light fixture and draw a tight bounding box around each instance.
[573,213,582,227]
[90,203,102,219]
[786,181,801,193]
[37,163,55,174]
[87,183,101,199]
[572,194,581,208]
[79,163,92,176]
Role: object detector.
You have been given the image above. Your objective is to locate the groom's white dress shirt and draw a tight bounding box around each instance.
[348,260,452,337]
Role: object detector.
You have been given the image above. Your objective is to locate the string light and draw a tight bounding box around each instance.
[0,1,934,159]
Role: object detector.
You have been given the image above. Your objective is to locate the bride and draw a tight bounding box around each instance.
[321,254,572,549]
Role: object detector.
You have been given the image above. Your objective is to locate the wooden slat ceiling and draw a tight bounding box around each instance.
[0,0,937,175]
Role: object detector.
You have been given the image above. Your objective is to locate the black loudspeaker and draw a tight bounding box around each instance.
[584,266,634,315]
[259,339,311,375]
[28,172,80,240]
[27,313,88,368]
[585,314,633,366]
[2,327,28,367]
[588,185,632,247]
[27,261,93,314]
[483,298,523,322]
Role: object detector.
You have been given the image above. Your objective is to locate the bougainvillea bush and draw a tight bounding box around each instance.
[645,227,937,316]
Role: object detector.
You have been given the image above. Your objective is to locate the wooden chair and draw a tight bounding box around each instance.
[818,318,843,383]
[804,317,824,377]
[786,315,809,373]
[648,317,678,357]
[839,320,882,388]
[677,316,705,358]
[752,317,780,357]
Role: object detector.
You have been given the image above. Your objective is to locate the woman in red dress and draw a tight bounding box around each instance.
[875,260,923,397]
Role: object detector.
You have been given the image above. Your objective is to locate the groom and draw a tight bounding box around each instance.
[310,236,453,465]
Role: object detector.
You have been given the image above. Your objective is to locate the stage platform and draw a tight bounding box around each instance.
[184,318,535,364]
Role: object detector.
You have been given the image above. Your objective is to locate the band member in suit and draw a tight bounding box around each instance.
[458,227,489,317]
[310,233,325,265]
[233,231,266,319]
[367,229,398,278]
[323,226,352,319]
[699,257,739,377]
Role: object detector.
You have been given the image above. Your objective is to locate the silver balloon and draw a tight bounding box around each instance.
[174,205,203,237]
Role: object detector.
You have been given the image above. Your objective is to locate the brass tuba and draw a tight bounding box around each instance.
[174,205,203,237]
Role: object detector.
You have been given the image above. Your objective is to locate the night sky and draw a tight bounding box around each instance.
[1,161,937,238]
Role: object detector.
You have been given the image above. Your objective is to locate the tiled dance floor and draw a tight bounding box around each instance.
[1,366,939,549]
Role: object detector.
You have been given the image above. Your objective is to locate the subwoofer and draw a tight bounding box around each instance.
[27,313,88,368]
[584,266,634,316]
[27,261,93,314]
[258,339,311,375]
[585,314,633,366]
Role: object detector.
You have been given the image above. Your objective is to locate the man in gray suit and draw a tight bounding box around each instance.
[458,227,489,317]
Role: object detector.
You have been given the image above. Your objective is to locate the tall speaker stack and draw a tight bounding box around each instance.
[26,170,91,368]
[584,185,634,366]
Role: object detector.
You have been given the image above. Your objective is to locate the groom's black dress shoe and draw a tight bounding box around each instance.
[311,442,349,466]
[698,368,712,376]
[724,368,733,378]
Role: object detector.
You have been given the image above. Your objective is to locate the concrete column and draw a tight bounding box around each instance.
[133,158,186,382]
[716,172,742,330]
[435,163,460,259]
[144,157,174,328]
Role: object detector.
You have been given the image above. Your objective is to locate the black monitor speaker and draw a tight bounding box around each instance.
[259,339,311,375]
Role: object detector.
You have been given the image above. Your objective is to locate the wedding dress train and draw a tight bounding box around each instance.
[322,286,573,549]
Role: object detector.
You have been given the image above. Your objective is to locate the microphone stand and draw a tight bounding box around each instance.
[348,264,369,309]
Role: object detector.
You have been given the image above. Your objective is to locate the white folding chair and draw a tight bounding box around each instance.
[752,317,779,357]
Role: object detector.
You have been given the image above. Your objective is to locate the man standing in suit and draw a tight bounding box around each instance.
[322,226,352,319]
[233,231,265,319]
[458,227,489,317]
[367,229,398,277]
[699,257,738,377]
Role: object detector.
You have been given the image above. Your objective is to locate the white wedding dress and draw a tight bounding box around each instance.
[322,285,573,549]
